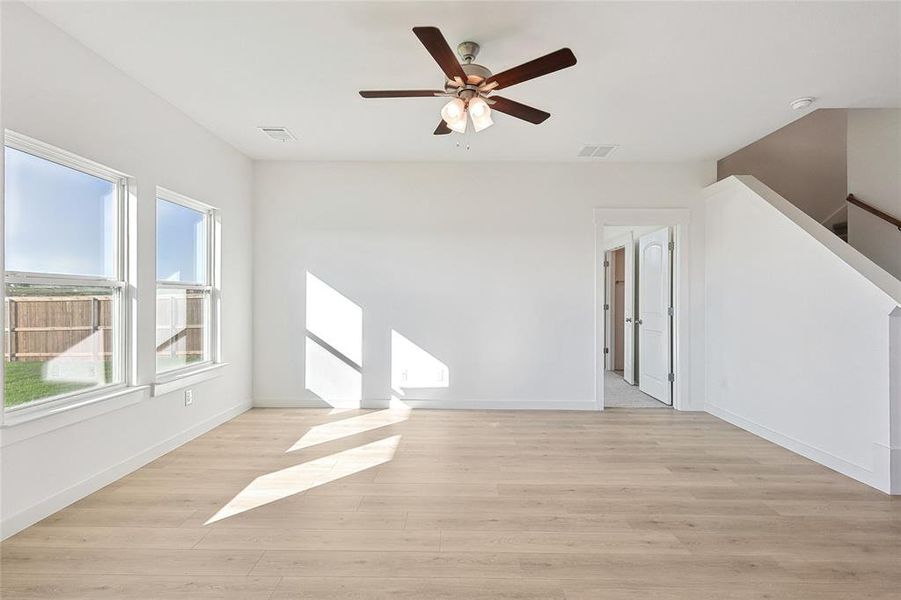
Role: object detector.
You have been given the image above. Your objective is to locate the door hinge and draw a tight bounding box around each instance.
[603,260,610,267]
[604,303,610,311]
[668,306,674,316]
[668,372,675,383]
[668,241,675,251]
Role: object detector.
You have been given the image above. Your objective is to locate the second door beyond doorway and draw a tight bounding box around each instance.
[637,227,673,406]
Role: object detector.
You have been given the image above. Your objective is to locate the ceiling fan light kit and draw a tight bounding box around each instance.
[359,26,576,135]
[441,97,468,132]
[468,97,494,132]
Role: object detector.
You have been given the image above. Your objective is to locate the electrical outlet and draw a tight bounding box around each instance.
[184,389,194,406]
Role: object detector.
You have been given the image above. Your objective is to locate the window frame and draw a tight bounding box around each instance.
[154,187,220,380]
[3,130,131,416]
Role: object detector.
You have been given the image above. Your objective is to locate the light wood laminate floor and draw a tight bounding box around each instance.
[2,408,900,599]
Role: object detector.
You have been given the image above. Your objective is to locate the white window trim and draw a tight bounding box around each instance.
[152,361,228,397]
[5,131,127,185]
[154,187,221,383]
[3,131,133,421]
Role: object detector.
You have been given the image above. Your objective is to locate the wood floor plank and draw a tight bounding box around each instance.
[439,529,689,555]
[180,509,408,530]
[33,507,196,528]
[1,526,209,550]
[271,576,568,600]
[251,550,524,578]
[196,528,440,552]
[405,511,635,532]
[0,575,281,600]
[561,582,900,600]
[518,553,797,583]
[0,547,264,576]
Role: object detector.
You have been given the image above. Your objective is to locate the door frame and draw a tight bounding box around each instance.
[594,208,691,411]
[603,249,615,371]
[602,241,633,381]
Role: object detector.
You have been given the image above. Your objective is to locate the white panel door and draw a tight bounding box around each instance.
[622,234,636,384]
[638,227,672,405]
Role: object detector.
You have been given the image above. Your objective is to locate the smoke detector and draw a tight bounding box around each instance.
[259,126,296,142]
[578,144,618,158]
[789,97,815,110]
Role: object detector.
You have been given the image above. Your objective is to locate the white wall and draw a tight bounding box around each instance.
[0,3,254,536]
[705,176,900,492]
[847,109,901,280]
[253,161,713,411]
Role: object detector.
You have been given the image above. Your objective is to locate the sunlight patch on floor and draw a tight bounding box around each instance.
[205,435,401,525]
[287,406,411,452]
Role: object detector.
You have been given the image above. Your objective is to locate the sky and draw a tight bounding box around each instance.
[5,146,114,277]
[156,198,206,283]
[4,146,206,282]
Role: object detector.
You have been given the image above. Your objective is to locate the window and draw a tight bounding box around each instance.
[156,189,218,375]
[4,132,127,411]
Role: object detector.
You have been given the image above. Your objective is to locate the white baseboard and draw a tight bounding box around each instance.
[0,401,251,540]
[394,398,599,411]
[254,398,600,411]
[706,403,891,493]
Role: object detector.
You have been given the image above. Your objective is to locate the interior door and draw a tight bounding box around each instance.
[637,227,672,405]
[622,234,635,384]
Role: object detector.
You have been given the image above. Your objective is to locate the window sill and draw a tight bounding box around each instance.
[1,385,152,446]
[152,362,228,397]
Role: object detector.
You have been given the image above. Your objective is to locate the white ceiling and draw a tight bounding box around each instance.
[27,1,900,162]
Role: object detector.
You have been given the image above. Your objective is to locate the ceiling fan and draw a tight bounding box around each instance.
[359,26,577,135]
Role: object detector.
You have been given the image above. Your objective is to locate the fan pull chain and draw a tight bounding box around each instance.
[455,128,472,151]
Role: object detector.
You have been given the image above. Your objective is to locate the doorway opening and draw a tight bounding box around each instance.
[594,209,690,411]
[603,225,672,408]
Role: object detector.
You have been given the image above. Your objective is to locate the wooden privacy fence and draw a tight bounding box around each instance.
[4,295,113,362]
[155,292,206,361]
[3,294,204,362]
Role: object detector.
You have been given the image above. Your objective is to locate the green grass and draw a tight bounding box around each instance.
[5,356,205,408]
[156,354,204,373]
[4,361,112,408]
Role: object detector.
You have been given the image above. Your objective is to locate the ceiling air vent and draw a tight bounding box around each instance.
[578,144,617,158]
[259,126,296,142]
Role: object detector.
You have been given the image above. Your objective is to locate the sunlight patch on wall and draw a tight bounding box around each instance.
[391,330,449,393]
[287,406,411,452]
[304,272,363,407]
[306,272,362,366]
[304,336,361,407]
[206,435,401,525]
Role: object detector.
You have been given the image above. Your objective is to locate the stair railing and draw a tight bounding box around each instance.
[847,194,901,232]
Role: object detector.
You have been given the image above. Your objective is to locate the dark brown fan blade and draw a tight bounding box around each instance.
[485,48,577,91]
[359,90,443,98]
[412,26,467,82]
[489,96,550,124]
[434,120,452,135]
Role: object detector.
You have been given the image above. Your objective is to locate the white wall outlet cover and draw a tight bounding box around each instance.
[184,389,194,406]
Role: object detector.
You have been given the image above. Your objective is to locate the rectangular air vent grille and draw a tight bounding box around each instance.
[259,126,296,142]
[578,144,617,158]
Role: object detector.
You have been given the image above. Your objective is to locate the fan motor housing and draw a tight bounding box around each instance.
[445,63,492,94]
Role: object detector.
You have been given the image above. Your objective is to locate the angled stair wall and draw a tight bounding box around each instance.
[704,175,901,493]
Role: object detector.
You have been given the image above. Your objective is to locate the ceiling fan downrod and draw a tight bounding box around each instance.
[456,41,480,64]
